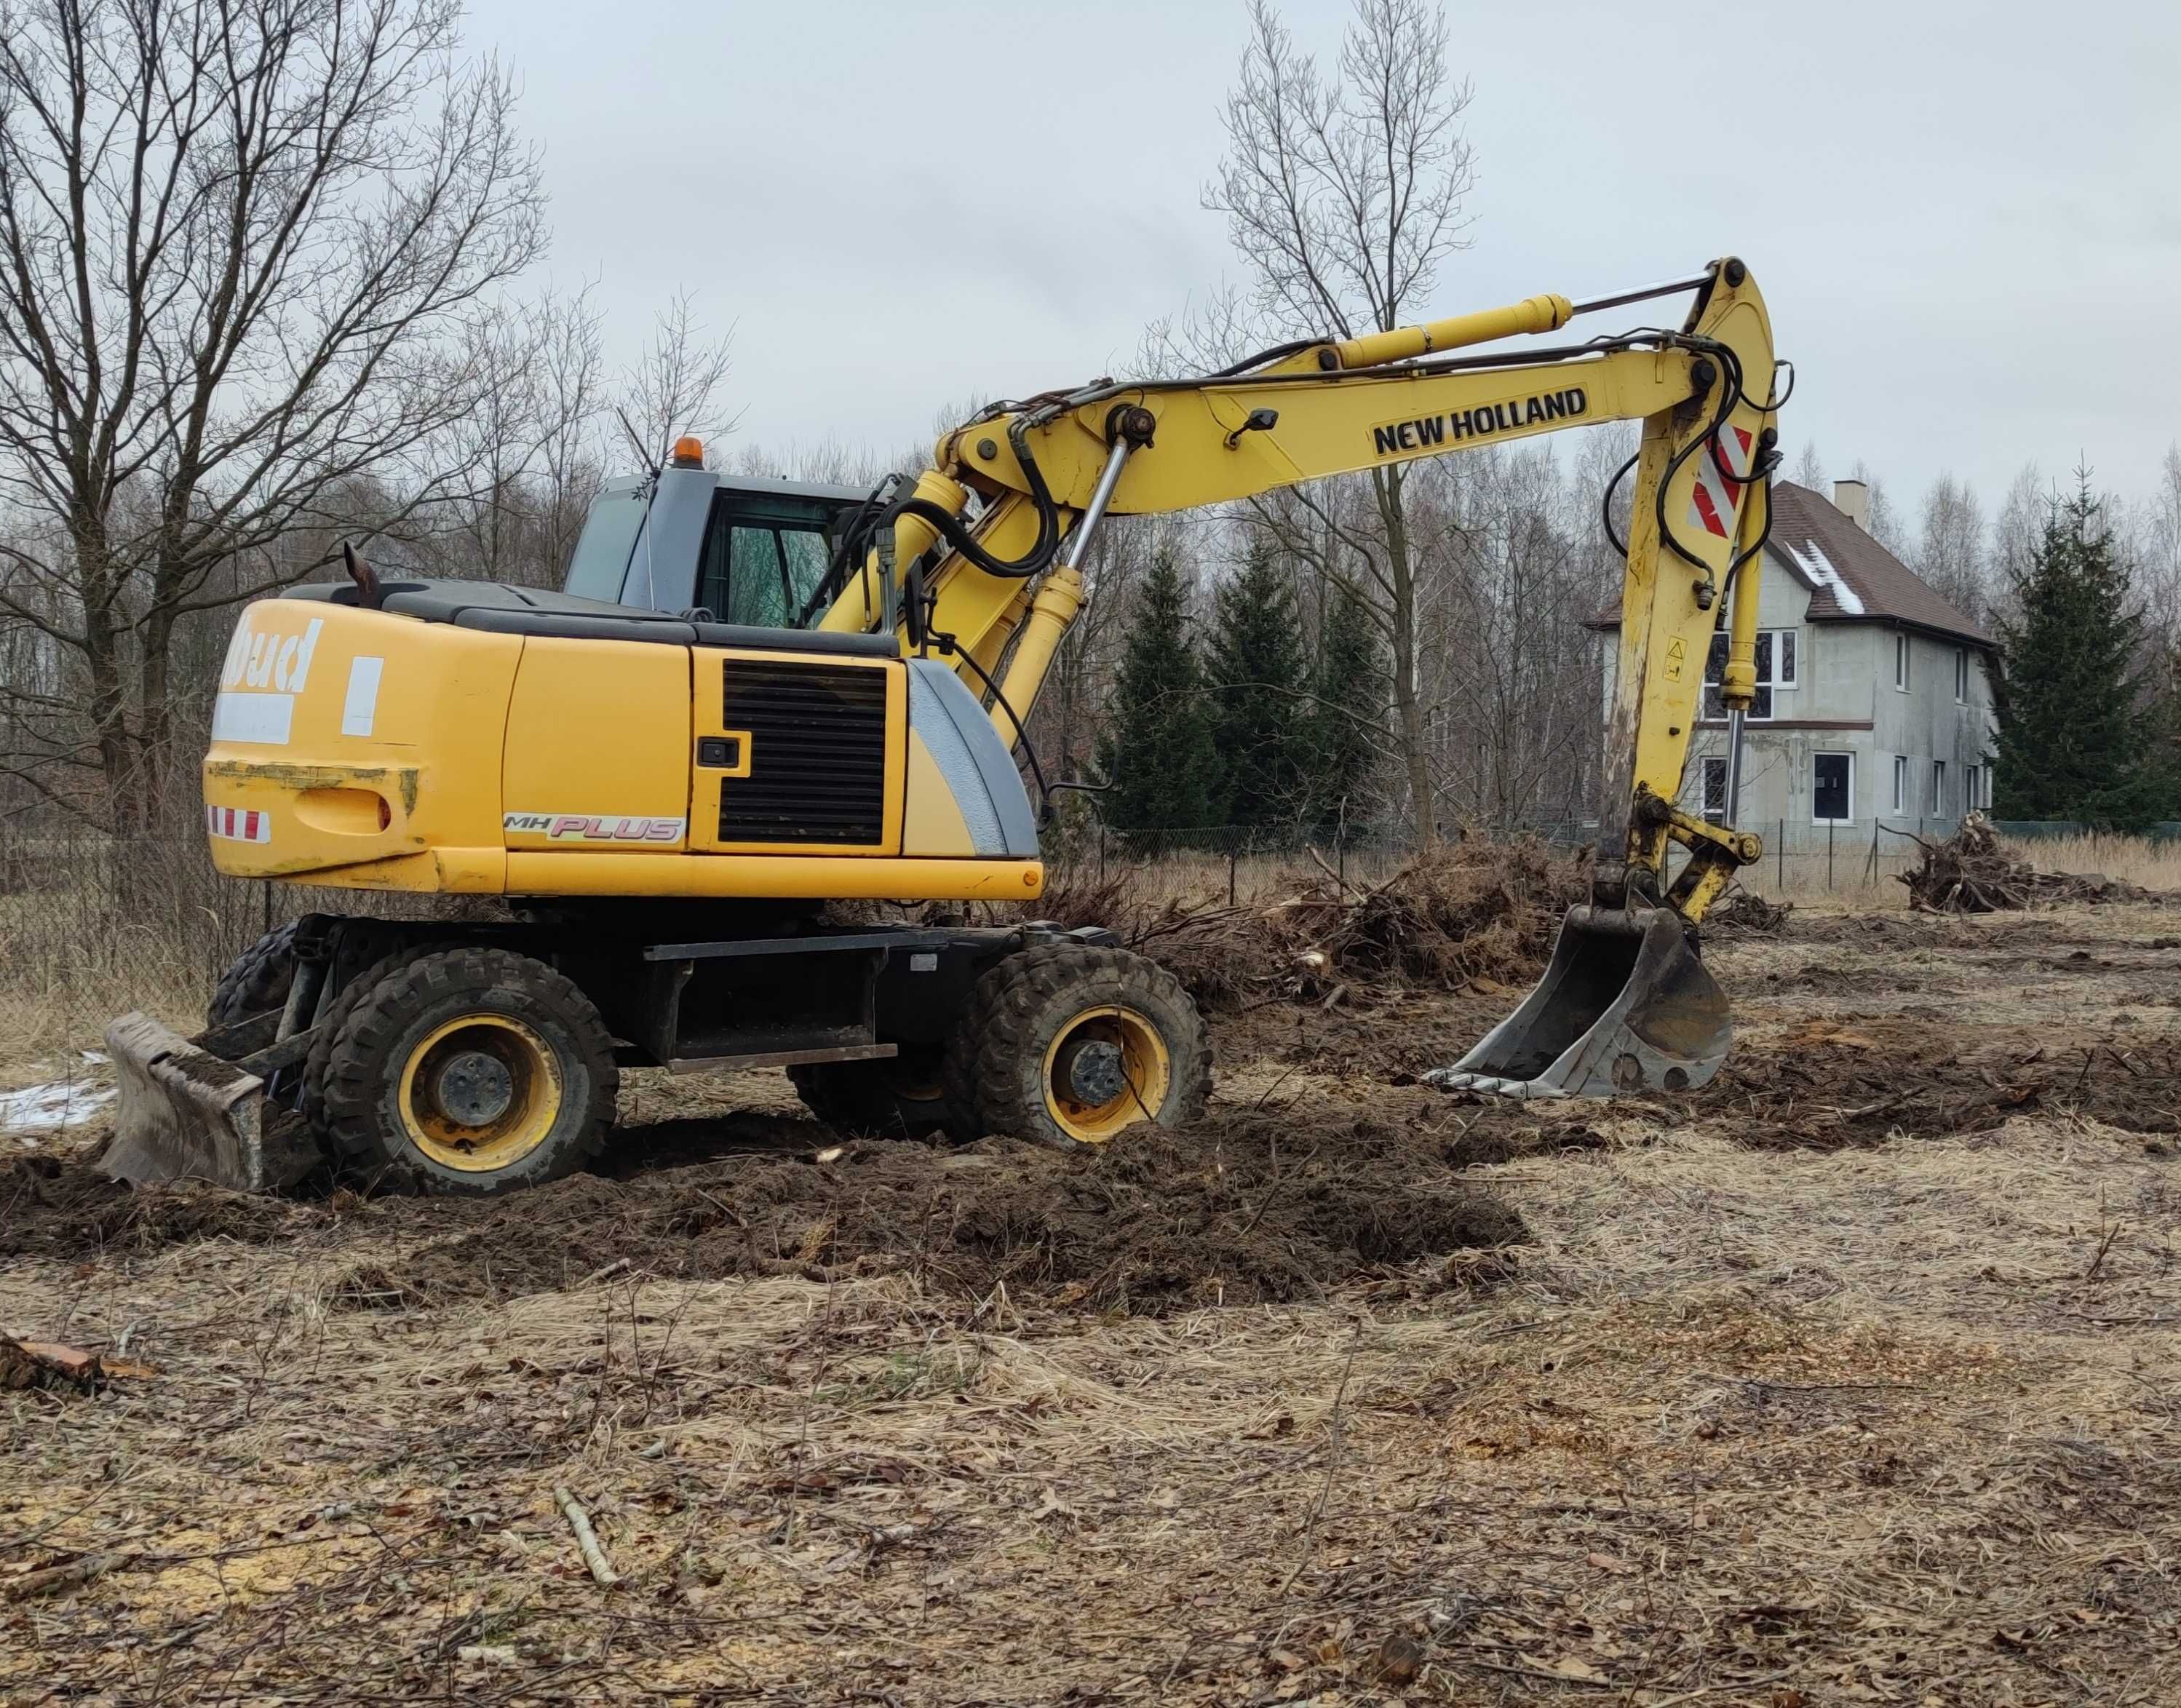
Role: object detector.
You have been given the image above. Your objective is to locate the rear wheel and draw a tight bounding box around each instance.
[207,921,298,1026]
[317,946,617,1195]
[301,941,413,1133]
[956,945,1210,1148]
[788,1044,975,1140]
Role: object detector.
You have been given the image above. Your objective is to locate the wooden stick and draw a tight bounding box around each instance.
[7,1553,117,1600]
[553,1486,619,1587]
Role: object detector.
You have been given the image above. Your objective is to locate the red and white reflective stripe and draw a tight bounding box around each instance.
[205,803,271,843]
[1687,424,1755,539]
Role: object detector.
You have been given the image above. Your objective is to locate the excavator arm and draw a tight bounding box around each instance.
[825,257,1784,1098]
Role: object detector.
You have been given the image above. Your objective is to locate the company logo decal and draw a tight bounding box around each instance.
[504,813,685,843]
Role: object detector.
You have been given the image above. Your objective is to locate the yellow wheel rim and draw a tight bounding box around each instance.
[1039,1005,1172,1144]
[395,1014,563,1172]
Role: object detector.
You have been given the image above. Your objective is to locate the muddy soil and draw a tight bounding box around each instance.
[10,899,2181,1704]
[1,1105,1520,1316]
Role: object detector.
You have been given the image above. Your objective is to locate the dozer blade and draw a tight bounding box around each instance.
[100,1012,277,1190]
[1426,905,1730,1099]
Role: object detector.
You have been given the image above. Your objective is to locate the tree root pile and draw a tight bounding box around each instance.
[1705,889,1794,934]
[1899,813,2161,913]
[1048,838,1587,1011]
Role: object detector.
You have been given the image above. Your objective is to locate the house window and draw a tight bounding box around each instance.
[1966,764,1985,812]
[1895,632,1910,691]
[1954,648,1969,703]
[1932,759,1947,814]
[1701,756,1728,825]
[1704,627,1797,720]
[1891,754,1908,814]
[1813,752,1854,823]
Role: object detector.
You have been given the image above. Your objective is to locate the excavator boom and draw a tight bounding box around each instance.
[838,258,1781,1096]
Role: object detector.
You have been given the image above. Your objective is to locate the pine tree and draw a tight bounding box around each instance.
[1303,582,1384,838]
[1096,552,1218,835]
[1991,474,2165,828]
[1204,541,1311,828]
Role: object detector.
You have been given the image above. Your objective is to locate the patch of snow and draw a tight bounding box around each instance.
[1787,539,1865,616]
[0,1080,115,1133]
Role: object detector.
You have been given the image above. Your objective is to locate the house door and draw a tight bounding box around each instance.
[1813,752,1853,823]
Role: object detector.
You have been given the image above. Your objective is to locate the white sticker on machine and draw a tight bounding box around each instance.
[341,656,384,737]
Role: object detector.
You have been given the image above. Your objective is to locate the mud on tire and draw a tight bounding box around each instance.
[950,944,1211,1148]
[317,946,617,1196]
[207,921,300,1027]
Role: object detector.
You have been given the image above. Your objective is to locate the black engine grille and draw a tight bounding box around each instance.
[718,662,889,845]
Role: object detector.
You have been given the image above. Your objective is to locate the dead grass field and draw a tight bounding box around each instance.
[7,899,2181,1704]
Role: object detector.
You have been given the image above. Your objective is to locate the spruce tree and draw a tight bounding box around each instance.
[1204,541,1311,827]
[1990,474,2164,828]
[1303,583,1384,837]
[1096,552,1218,835]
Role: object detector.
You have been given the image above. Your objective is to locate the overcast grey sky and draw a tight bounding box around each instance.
[466,0,2181,510]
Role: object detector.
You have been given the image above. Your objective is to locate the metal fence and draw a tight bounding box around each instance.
[1063,814,1973,900]
[0,811,2158,1037]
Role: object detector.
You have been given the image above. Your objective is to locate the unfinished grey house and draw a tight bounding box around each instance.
[1593,479,1996,838]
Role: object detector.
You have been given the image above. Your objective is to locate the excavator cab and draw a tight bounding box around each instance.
[561,461,867,627]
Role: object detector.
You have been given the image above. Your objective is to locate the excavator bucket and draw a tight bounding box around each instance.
[1426,905,1730,1099]
[99,1012,311,1191]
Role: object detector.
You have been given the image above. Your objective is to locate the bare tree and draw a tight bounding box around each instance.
[0,0,545,825]
[1203,0,1476,842]
[415,287,608,588]
[1987,462,2048,628]
[1792,442,1827,492]
[1913,473,1988,622]
[1848,458,1910,556]
[617,293,739,469]
[2137,444,2181,652]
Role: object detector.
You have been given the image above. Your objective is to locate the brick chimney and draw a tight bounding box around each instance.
[1832,478,1870,531]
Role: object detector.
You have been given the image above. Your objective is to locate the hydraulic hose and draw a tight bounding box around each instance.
[885,416,1065,582]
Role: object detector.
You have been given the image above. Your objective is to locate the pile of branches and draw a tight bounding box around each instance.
[1897,813,2155,913]
[1705,889,1794,934]
[1052,837,1588,1010]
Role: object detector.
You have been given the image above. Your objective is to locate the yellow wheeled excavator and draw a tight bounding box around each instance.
[104,257,1781,1195]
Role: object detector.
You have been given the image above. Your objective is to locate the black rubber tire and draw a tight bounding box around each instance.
[300,942,414,1135]
[207,921,299,1027]
[317,945,618,1196]
[787,1044,975,1141]
[952,944,1212,1148]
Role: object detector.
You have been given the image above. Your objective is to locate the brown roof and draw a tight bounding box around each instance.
[1590,480,1993,646]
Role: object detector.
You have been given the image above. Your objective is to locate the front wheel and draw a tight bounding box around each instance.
[953,945,1211,1148]
[316,946,618,1195]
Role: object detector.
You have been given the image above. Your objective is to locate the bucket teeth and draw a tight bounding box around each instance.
[1421,1070,1572,1100]
[1428,905,1731,1100]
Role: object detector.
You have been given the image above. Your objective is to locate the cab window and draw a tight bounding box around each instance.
[696,494,840,629]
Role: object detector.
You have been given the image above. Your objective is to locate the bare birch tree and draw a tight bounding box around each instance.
[1913,472,1989,622]
[1204,0,1476,841]
[0,0,545,826]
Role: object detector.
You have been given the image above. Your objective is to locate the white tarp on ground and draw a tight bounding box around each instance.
[1,1078,114,1138]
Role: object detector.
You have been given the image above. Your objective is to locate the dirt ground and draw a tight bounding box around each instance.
[7,902,2181,1704]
